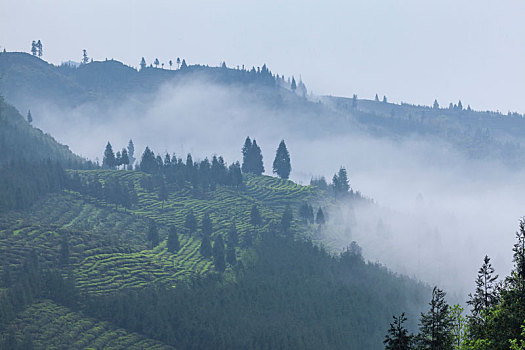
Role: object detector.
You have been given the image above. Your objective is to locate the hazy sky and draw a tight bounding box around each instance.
[1,0,525,112]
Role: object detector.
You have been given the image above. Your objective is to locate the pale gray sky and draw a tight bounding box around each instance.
[1,0,524,113]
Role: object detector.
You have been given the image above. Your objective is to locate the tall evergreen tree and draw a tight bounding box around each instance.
[181,59,187,69]
[250,204,262,228]
[384,313,413,350]
[127,139,135,168]
[417,286,454,350]
[31,41,37,56]
[154,58,160,68]
[241,137,252,173]
[140,57,146,71]
[36,40,42,57]
[250,140,264,175]
[140,147,157,173]
[332,167,350,198]
[82,49,89,64]
[120,148,129,168]
[200,235,212,258]
[316,208,326,225]
[147,221,160,247]
[272,140,291,179]
[433,99,439,109]
[158,178,168,209]
[184,210,198,234]
[213,235,226,272]
[27,110,32,123]
[467,255,499,338]
[102,142,116,169]
[281,205,293,234]
[201,212,213,237]
[291,77,297,91]
[167,226,180,253]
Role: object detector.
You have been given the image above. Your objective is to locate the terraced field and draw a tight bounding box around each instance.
[6,300,173,349]
[0,170,320,296]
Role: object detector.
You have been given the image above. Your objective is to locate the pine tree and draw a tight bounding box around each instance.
[200,235,212,258]
[201,212,213,237]
[291,77,297,91]
[36,40,42,57]
[467,255,499,336]
[127,140,135,168]
[272,140,291,179]
[213,235,226,272]
[82,49,89,64]
[375,93,379,102]
[167,226,180,253]
[181,59,187,69]
[433,99,439,109]
[510,219,525,292]
[103,142,116,169]
[27,110,32,123]
[384,313,413,350]
[251,140,264,175]
[281,205,293,234]
[140,147,157,173]
[176,57,181,69]
[31,41,37,56]
[154,58,160,68]
[298,202,310,223]
[332,167,350,198]
[250,204,262,228]
[147,221,160,247]
[169,60,173,69]
[120,148,129,168]
[158,178,168,209]
[417,286,454,350]
[140,57,146,71]
[241,137,252,173]
[316,208,326,225]
[184,210,198,234]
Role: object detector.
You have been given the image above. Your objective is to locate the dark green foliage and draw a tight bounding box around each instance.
[384,313,413,350]
[201,212,213,237]
[332,167,350,198]
[291,76,296,90]
[227,222,239,247]
[213,235,226,272]
[147,221,159,248]
[59,236,69,266]
[310,177,328,190]
[417,286,453,350]
[272,140,291,179]
[127,139,136,168]
[241,137,264,175]
[140,147,157,173]
[467,255,499,339]
[226,244,237,266]
[281,205,293,234]
[250,204,262,227]
[26,109,32,123]
[167,226,180,253]
[0,160,67,212]
[103,142,116,169]
[158,178,168,208]
[185,210,198,234]
[200,235,212,258]
[316,207,326,225]
[84,232,427,349]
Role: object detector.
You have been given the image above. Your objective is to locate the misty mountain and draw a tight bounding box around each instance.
[0,97,84,166]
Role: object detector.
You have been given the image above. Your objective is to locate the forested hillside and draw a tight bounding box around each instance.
[0,131,429,349]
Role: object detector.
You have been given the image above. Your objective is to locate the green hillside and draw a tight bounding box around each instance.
[0,162,427,349]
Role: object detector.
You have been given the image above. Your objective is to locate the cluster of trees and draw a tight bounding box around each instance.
[102,141,135,170]
[298,202,326,226]
[140,57,186,71]
[384,219,525,349]
[242,137,292,179]
[0,160,67,212]
[67,173,138,209]
[310,167,356,200]
[30,40,43,57]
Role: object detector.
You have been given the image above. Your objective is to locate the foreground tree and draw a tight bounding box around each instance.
[417,286,454,350]
[167,226,180,253]
[241,137,265,175]
[272,140,291,179]
[384,313,413,350]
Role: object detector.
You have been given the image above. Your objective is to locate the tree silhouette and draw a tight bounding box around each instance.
[167,226,180,253]
[154,58,160,68]
[27,110,32,124]
[31,41,37,56]
[169,60,173,69]
[140,57,146,71]
[272,140,291,179]
[291,77,297,91]
[181,59,187,69]
[384,313,413,349]
[176,57,181,69]
[82,49,89,64]
[103,142,116,169]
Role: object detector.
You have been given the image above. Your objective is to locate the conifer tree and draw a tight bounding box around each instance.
[228,161,243,187]
[176,57,181,69]
[251,140,264,175]
[140,147,157,173]
[291,77,297,91]
[158,178,168,209]
[31,41,37,56]
[250,204,262,228]
[213,235,226,272]
[201,212,213,237]
[467,255,499,337]
[184,210,197,234]
[154,58,160,68]
[169,60,173,69]
[120,148,129,168]
[332,167,350,198]
[27,110,32,123]
[181,59,187,69]
[36,40,42,57]
[316,208,326,225]
[147,221,160,247]
[417,286,454,349]
[433,99,439,109]
[127,139,135,168]
[241,137,252,173]
[82,49,89,64]
[375,93,379,102]
[299,202,310,223]
[384,313,413,350]
[200,235,212,258]
[140,57,146,71]
[273,140,291,179]
[226,243,237,266]
[103,142,116,169]
[167,226,180,253]
[281,205,293,234]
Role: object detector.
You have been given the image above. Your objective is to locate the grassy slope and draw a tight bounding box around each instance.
[0,170,317,296]
[7,300,173,349]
